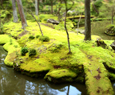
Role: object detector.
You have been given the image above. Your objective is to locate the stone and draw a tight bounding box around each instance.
[75,29,85,34]
[110,41,115,50]
[47,19,59,25]
[105,26,115,36]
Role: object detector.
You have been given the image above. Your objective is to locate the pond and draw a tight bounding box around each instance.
[91,20,115,40]
[0,45,87,95]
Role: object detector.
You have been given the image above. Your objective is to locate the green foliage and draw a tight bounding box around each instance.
[0,22,4,34]
[36,35,40,38]
[10,39,12,45]
[21,47,28,56]
[29,35,35,40]
[39,36,50,42]
[39,14,57,22]
[48,43,64,53]
[29,49,37,57]
[91,0,103,16]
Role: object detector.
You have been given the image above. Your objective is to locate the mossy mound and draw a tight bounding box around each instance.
[105,25,115,36]
[44,69,77,83]
[1,20,115,94]
[14,58,53,78]
[0,35,21,66]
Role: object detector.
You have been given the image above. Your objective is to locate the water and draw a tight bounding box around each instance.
[91,20,115,40]
[0,45,87,95]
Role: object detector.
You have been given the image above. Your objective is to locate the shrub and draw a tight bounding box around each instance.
[29,35,35,40]
[29,49,37,57]
[39,36,50,42]
[36,35,40,38]
[21,47,28,56]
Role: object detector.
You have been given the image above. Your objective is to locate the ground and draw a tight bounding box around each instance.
[0,20,115,95]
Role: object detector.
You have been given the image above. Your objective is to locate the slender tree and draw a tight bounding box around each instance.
[16,0,27,29]
[51,0,53,14]
[84,0,91,40]
[64,0,72,54]
[12,0,18,22]
[35,0,38,15]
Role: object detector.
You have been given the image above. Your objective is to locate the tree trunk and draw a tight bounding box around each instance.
[64,0,71,54]
[84,0,91,40]
[111,8,114,24]
[0,0,3,7]
[26,9,43,36]
[12,0,18,22]
[51,0,53,14]
[16,0,27,29]
[35,0,38,15]
[0,14,1,31]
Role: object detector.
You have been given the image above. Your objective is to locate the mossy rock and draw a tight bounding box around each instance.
[105,25,115,36]
[4,51,20,66]
[44,69,77,83]
[108,72,115,81]
[20,58,53,73]
[48,42,64,52]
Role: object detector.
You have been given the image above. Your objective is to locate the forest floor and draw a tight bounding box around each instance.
[0,20,115,95]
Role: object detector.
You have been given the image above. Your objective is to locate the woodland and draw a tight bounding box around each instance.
[0,0,115,95]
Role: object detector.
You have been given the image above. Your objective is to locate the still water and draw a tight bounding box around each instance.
[0,45,87,95]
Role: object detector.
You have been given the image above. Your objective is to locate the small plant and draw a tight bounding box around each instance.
[39,36,50,42]
[0,31,4,34]
[10,39,12,45]
[29,49,37,57]
[29,35,35,40]
[21,47,28,56]
[36,35,40,38]
[14,45,18,48]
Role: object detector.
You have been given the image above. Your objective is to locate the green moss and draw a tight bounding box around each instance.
[21,47,28,56]
[45,69,77,79]
[2,20,115,94]
[29,49,37,57]
[20,58,53,73]
[39,36,50,42]
[29,35,35,40]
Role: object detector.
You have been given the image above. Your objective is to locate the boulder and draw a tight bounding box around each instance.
[47,19,59,25]
[105,25,115,36]
[95,38,108,49]
[75,29,85,34]
[110,41,115,50]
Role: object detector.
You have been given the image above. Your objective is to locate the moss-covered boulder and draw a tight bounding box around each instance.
[0,35,21,66]
[105,25,115,36]
[44,69,77,83]
[17,58,53,77]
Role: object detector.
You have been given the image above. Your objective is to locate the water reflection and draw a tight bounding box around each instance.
[113,83,115,94]
[0,45,87,95]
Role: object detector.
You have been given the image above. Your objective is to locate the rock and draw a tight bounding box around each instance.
[105,25,115,36]
[75,29,85,34]
[47,19,59,25]
[110,41,115,50]
[44,69,77,83]
[95,38,108,49]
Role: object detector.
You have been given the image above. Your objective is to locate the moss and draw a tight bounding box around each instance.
[20,58,53,73]
[4,49,21,66]
[39,36,50,42]
[109,72,115,81]
[2,20,115,94]
[48,42,64,52]
[45,69,77,79]
[29,35,35,40]
[29,49,37,57]
[21,47,28,56]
